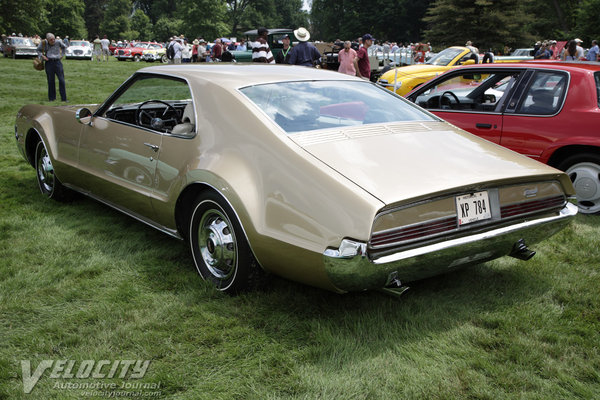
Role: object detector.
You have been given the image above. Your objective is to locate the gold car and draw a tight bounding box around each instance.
[14,65,577,294]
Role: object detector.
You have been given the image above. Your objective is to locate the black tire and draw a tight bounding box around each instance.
[189,191,267,293]
[557,152,600,214]
[133,54,141,62]
[161,54,168,64]
[34,140,72,201]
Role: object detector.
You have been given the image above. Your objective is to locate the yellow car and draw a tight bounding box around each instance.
[142,44,167,63]
[378,46,480,96]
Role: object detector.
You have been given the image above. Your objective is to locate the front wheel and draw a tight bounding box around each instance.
[34,140,72,201]
[558,153,600,214]
[161,54,168,64]
[189,192,266,294]
[133,54,141,62]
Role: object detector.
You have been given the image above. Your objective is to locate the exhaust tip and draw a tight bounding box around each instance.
[509,239,536,261]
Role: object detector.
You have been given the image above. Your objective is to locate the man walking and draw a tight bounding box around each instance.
[100,35,110,61]
[354,34,373,80]
[37,33,67,102]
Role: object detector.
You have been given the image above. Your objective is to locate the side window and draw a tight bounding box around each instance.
[101,75,194,135]
[516,71,567,115]
[414,71,519,112]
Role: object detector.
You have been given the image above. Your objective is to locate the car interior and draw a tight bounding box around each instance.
[101,75,195,135]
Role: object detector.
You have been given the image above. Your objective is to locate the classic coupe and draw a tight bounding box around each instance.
[406,61,600,214]
[65,40,93,60]
[14,65,577,294]
[2,36,38,59]
[115,42,162,62]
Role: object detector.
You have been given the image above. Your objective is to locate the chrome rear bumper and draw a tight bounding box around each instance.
[323,203,577,292]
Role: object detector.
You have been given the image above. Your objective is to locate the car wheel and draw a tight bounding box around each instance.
[12,51,16,59]
[133,54,141,62]
[34,140,72,201]
[558,153,600,214]
[161,54,168,64]
[189,192,266,293]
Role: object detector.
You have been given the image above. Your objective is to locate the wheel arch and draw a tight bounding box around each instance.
[546,145,600,169]
[174,181,266,272]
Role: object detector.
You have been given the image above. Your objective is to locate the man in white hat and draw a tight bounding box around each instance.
[288,27,321,67]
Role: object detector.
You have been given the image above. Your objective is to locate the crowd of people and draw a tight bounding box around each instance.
[4,28,599,103]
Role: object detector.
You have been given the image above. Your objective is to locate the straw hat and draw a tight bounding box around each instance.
[294,27,310,42]
[193,39,199,45]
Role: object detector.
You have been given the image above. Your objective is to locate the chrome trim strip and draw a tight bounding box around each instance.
[374,202,576,265]
[62,183,183,240]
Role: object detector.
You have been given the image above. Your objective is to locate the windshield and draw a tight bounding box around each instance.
[70,41,89,47]
[240,80,435,134]
[11,38,34,46]
[426,47,464,66]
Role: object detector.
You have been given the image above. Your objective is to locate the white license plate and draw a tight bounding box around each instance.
[456,191,491,226]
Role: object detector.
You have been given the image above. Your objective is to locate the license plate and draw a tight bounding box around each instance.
[456,191,491,226]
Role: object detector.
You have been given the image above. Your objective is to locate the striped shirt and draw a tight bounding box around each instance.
[251,38,275,64]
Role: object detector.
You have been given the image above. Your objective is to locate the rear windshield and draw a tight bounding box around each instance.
[240,80,435,134]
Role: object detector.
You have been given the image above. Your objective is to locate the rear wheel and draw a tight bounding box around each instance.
[34,140,72,201]
[133,54,141,62]
[161,54,168,64]
[558,153,600,214]
[189,192,266,294]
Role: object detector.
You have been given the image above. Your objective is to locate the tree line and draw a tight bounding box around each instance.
[1,0,599,49]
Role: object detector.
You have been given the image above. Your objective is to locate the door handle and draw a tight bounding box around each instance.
[143,142,159,152]
[475,123,493,129]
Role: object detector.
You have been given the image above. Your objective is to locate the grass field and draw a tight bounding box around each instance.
[0,57,599,400]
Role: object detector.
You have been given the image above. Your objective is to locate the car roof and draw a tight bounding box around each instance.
[136,64,361,90]
[450,60,600,72]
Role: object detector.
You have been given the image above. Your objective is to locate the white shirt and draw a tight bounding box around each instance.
[100,38,109,50]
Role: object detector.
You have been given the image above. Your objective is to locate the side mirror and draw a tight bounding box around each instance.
[462,59,476,65]
[75,107,93,125]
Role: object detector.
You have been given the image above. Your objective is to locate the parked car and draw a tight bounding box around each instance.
[511,48,534,57]
[3,36,38,58]
[378,46,530,96]
[14,65,576,294]
[115,42,162,61]
[230,28,292,62]
[142,43,167,63]
[109,42,126,55]
[406,61,600,213]
[65,40,92,60]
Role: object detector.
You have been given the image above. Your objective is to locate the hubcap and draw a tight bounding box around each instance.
[198,209,237,280]
[37,144,55,194]
[566,161,600,214]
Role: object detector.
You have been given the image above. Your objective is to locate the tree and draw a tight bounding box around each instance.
[177,0,228,39]
[99,0,132,40]
[423,0,535,51]
[45,0,88,39]
[0,0,48,36]
[310,0,430,43]
[130,8,152,40]
[152,17,183,42]
[84,0,110,39]
[572,0,600,44]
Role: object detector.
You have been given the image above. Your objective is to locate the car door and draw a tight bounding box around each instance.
[408,69,522,144]
[499,69,569,160]
[77,74,191,220]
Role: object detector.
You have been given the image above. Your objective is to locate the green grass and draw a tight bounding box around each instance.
[1,57,599,399]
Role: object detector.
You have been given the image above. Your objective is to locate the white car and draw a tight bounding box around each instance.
[65,40,92,60]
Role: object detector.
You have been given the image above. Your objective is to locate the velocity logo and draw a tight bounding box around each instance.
[21,359,150,393]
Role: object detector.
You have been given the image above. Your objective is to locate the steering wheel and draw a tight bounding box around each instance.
[438,91,460,109]
[135,100,180,132]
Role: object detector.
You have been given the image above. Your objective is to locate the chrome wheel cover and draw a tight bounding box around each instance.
[567,161,600,214]
[197,208,237,280]
[36,143,55,194]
